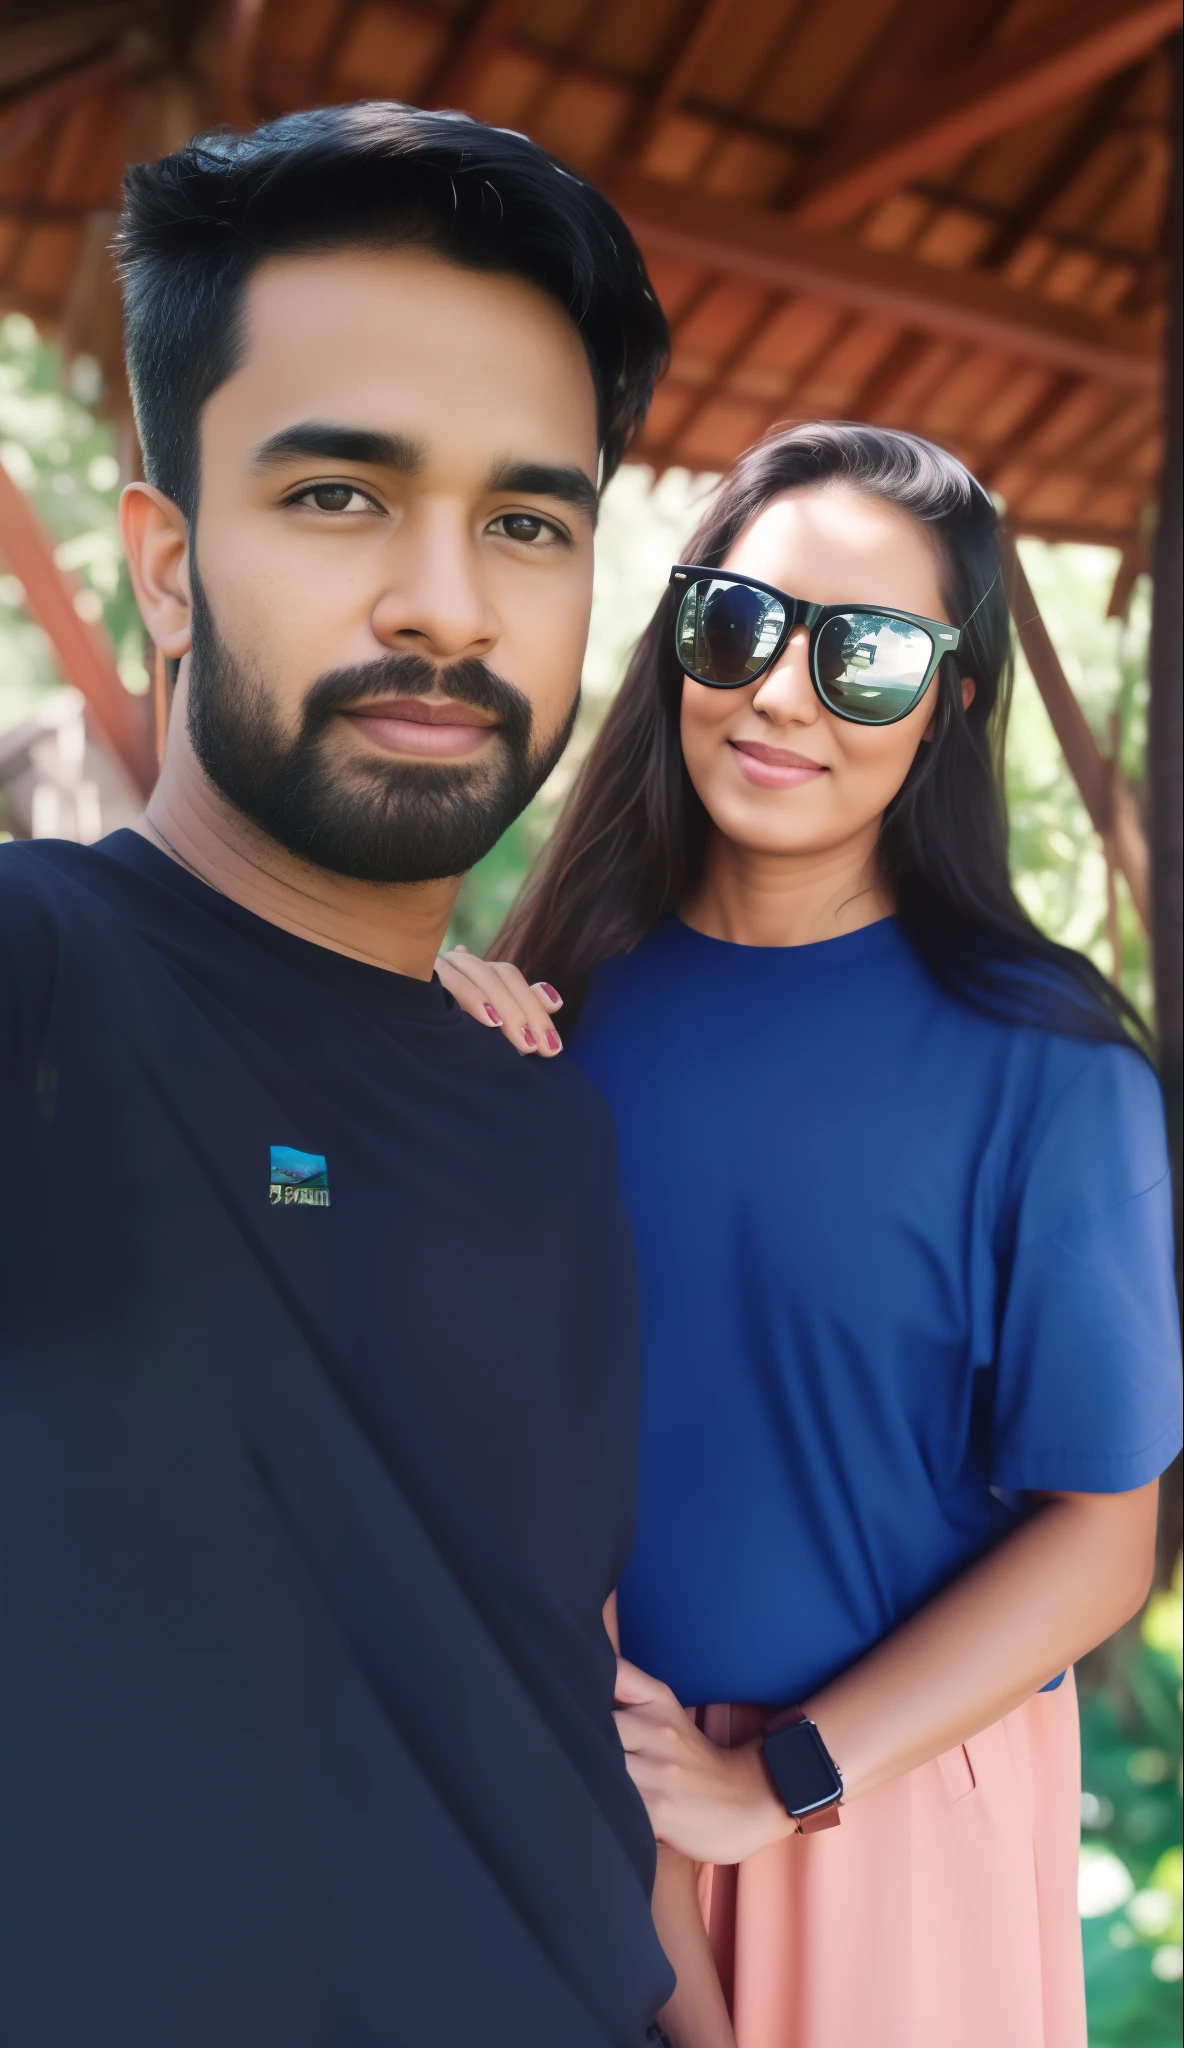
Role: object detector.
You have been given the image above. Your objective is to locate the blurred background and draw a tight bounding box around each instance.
[0,3,1179,2038]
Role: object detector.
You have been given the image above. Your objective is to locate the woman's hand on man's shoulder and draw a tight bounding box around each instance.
[435,947,565,1057]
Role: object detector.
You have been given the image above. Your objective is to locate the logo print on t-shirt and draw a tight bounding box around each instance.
[269,1145,330,1208]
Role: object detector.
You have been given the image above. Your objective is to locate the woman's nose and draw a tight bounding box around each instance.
[751,626,818,724]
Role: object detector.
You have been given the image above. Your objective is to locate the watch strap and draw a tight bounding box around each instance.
[798,1802,842,1833]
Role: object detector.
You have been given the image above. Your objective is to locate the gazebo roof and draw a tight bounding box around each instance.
[0,0,1177,559]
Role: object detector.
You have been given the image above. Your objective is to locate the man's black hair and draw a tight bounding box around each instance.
[116,101,670,516]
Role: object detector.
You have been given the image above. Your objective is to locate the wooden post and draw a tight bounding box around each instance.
[999,526,1150,929]
[1147,33,1183,1573]
[0,459,156,800]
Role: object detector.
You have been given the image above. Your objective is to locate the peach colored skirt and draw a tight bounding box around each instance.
[693,1673,1086,2048]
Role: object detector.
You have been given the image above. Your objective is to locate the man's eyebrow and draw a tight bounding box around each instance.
[249,423,425,472]
[485,458,599,523]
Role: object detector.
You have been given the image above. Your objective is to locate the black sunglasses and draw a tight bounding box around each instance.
[669,565,964,726]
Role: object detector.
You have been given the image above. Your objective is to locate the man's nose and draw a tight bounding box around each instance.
[751,625,819,724]
[369,506,498,667]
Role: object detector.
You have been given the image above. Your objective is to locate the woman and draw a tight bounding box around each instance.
[439,425,1181,2048]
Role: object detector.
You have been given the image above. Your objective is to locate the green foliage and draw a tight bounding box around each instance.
[0,312,142,743]
[1079,1565,1184,2045]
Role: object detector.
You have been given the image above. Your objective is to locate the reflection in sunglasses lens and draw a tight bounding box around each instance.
[815,613,933,721]
[678,580,786,685]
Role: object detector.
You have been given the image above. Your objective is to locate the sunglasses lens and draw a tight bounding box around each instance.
[815,613,934,721]
[676,578,787,686]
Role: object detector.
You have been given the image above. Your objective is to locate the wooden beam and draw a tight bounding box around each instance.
[616,177,1161,392]
[617,0,744,167]
[912,178,1157,274]
[1000,526,1148,926]
[1106,532,1149,619]
[848,331,934,419]
[650,289,783,460]
[0,47,128,167]
[0,459,155,799]
[216,0,267,131]
[790,0,1182,230]
[425,0,534,110]
[979,64,1147,270]
[974,372,1081,488]
[761,310,862,430]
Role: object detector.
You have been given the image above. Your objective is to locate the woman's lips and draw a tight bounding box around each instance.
[729,740,827,789]
[342,699,497,759]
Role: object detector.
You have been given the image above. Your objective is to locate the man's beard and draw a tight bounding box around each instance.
[185,573,579,885]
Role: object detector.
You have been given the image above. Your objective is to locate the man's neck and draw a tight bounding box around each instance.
[136,743,460,982]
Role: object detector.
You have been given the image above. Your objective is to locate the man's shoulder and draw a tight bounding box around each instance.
[0,832,118,899]
[0,835,128,947]
[457,1008,620,1174]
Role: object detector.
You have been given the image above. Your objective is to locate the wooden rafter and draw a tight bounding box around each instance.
[789,0,1182,229]
[216,0,267,131]
[0,46,129,167]
[0,459,155,799]
[1106,532,1149,618]
[425,0,535,110]
[763,310,862,428]
[651,288,785,460]
[618,177,1160,391]
[1000,527,1149,927]
[974,373,1082,488]
[979,63,1147,270]
[615,0,744,168]
[844,332,924,420]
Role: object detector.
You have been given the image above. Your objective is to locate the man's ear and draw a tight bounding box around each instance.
[119,483,192,658]
[921,671,976,743]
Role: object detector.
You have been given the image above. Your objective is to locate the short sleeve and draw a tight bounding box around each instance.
[991,1042,1182,1493]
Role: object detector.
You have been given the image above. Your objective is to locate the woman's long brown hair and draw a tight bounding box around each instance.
[494,421,1144,1050]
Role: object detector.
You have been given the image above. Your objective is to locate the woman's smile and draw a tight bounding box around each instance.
[727,739,828,789]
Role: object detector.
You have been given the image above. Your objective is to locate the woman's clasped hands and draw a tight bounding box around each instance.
[613,1657,795,1866]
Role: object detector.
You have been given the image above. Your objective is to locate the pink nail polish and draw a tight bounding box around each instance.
[541,983,561,1004]
[484,1004,502,1024]
[546,1030,561,1050]
[522,1027,537,1047]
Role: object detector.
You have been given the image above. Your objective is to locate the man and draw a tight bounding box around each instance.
[0,104,673,2045]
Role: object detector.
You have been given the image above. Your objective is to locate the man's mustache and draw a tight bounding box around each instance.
[302,652,533,752]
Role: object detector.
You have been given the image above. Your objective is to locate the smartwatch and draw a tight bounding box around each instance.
[761,1706,843,1833]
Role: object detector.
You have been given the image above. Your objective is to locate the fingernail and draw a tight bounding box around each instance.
[484,1004,501,1024]
[522,1027,537,1047]
[546,1030,561,1050]
[540,983,561,1004]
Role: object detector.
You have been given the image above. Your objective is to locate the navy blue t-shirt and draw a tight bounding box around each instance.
[573,916,1181,1709]
[0,831,672,2047]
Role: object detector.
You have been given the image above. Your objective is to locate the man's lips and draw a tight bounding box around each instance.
[341,697,498,760]
[729,739,827,789]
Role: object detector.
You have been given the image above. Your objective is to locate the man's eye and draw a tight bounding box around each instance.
[296,484,374,513]
[493,512,554,544]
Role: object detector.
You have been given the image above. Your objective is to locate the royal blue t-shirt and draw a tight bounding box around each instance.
[573,916,1181,1709]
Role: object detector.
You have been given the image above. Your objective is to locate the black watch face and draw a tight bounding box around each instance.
[764,1721,841,1816]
